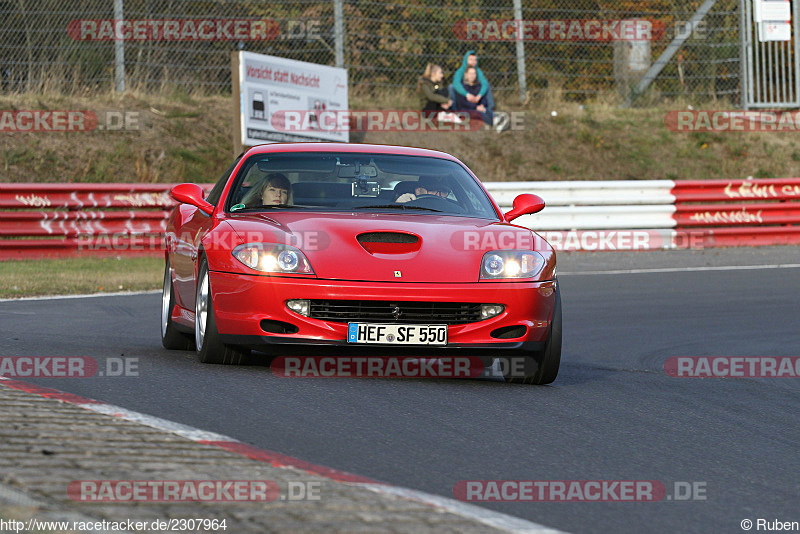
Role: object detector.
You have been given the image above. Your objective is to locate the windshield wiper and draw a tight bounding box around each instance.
[354,204,443,212]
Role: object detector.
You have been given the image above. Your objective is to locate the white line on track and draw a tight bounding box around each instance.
[559,264,800,276]
[0,289,160,303]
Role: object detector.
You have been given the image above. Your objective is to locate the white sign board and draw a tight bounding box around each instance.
[754,0,791,22]
[236,51,349,145]
[760,21,792,40]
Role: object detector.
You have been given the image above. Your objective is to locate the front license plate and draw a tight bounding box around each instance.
[347,323,448,345]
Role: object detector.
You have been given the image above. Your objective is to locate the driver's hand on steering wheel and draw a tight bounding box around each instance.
[396,193,417,203]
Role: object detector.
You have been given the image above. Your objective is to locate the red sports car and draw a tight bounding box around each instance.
[161,143,560,384]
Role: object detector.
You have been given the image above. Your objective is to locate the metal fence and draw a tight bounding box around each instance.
[1,0,741,103]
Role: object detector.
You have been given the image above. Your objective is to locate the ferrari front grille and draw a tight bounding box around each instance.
[308,300,483,325]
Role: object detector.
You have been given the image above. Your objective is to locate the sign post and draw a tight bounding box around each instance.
[232,51,349,154]
[754,0,791,41]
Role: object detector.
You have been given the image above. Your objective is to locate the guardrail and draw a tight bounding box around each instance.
[1,179,799,259]
[0,184,207,260]
[499,178,800,250]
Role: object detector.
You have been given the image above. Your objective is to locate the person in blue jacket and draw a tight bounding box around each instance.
[449,51,495,117]
[454,67,494,126]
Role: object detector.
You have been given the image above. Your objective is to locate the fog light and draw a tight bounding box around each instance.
[480,304,504,320]
[286,299,310,316]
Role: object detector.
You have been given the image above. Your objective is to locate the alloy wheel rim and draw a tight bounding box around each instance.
[161,266,171,338]
[195,269,209,350]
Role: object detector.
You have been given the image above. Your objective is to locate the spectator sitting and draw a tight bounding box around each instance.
[418,63,452,114]
[450,51,508,131]
[449,51,493,111]
[417,63,462,124]
[455,66,494,127]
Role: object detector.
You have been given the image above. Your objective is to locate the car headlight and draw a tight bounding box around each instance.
[480,250,545,279]
[232,243,315,274]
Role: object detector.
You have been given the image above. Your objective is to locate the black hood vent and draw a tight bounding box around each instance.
[357,232,419,244]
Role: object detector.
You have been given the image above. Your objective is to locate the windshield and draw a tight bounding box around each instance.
[224,152,498,219]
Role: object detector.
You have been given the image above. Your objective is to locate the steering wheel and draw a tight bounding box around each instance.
[408,194,465,213]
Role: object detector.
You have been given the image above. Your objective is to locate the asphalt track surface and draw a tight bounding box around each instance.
[2,247,799,533]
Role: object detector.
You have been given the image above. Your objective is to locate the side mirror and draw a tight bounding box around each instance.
[171,183,214,215]
[503,193,545,222]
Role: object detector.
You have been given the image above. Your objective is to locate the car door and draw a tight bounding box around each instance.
[171,156,241,312]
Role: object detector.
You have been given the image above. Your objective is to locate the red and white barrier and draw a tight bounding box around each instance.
[1,179,799,259]
[0,184,175,209]
[490,178,800,251]
[672,179,800,203]
[0,184,209,260]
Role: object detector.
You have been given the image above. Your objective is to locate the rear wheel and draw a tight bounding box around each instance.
[161,259,194,350]
[499,285,562,385]
[195,258,250,365]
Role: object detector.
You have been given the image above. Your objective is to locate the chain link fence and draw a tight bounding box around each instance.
[0,0,741,103]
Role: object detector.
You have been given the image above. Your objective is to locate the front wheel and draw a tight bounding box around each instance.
[161,259,194,351]
[499,285,562,385]
[195,258,250,365]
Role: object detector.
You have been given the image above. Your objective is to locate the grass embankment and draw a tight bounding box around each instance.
[0,257,163,298]
[2,89,800,182]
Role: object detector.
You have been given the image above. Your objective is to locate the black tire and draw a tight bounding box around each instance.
[161,259,195,351]
[500,284,562,385]
[195,258,250,365]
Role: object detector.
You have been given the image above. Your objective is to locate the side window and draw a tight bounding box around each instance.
[206,156,242,206]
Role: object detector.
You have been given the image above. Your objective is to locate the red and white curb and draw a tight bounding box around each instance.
[0,376,563,533]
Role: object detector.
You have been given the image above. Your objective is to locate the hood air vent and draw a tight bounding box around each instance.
[357,232,421,254]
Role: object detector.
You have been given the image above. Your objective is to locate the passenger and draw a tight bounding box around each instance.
[241,173,292,207]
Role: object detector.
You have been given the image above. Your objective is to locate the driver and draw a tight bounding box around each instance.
[396,175,451,203]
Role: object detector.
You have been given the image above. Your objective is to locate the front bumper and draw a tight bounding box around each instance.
[209,271,557,350]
